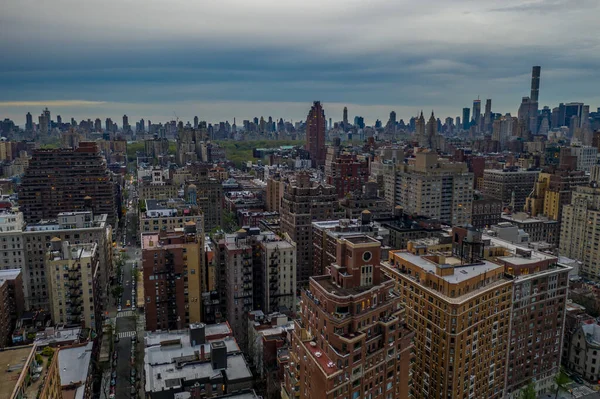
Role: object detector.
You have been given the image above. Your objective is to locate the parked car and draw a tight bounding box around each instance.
[573,375,584,384]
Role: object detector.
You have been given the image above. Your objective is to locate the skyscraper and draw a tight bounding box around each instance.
[122,114,129,132]
[342,106,348,129]
[483,98,492,133]
[472,99,481,130]
[25,112,33,132]
[530,65,541,103]
[305,101,326,167]
[462,107,470,130]
[38,112,49,135]
[193,115,198,129]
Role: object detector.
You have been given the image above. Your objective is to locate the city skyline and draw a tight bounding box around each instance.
[1,0,600,125]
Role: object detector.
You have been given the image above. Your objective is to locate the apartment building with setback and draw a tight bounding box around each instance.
[142,224,204,331]
[500,212,560,247]
[282,235,414,399]
[46,240,102,332]
[394,152,474,226]
[18,142,119,226]
[280,172,344,284]
[483,168,539,210]
[560,184,600,279]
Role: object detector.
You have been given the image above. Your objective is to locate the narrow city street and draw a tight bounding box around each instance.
[108,177,142,399]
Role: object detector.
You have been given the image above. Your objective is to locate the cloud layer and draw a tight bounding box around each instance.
[1,0,599,125]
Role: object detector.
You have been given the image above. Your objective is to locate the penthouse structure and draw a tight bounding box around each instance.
[283,235,414,399]
[18,142,119,225]
[142,223,204,331]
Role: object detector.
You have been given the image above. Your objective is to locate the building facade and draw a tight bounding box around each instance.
[280,172,343,285]
[283,235,414,399]
[394,152,473,226]
[483,168,539,211]
[46,240,102,331]
[141,224,204,331]
[18,142,119,225]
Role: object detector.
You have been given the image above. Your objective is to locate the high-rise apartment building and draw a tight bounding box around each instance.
[325,151,370,199]
[282,235,414,399]
[266,173,283,213]
[18,142,119,226]
[5,210,113,312]
[524,161,588,223]
[383,232,512,399]
[482,168,539,210]
[216,229,296,349]
[382,227,570,398]
[394,152,474,226]
[280,172,344,284]
[305,101,326,167]
[46,240,102,331]
[560,184,600,279]
[141,223,204,331]
[185,166,223,232]
[569,145,598,172]
[139,198,204,233]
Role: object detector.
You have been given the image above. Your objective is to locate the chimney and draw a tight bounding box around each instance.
[210,341,227,370]
[189,323,206,346]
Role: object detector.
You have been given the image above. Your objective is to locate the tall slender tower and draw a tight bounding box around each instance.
[472,99,481,131]
[530,66,541,103]
[342,106,348,130]
[305,101,326,167]
[25,112,33,131]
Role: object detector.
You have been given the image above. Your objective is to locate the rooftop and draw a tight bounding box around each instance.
[0,268,21,281]
[33,327,83,347]
[312,275,392,298]
[0,346,35,399]
[582,323,600,347]
[304,340,338,377]
[145,352,251,393]
[392,250,504,284]
[501,212,555,224]
[58,342,93,398]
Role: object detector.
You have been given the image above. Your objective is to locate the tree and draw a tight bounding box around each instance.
[519,382,537,399]
[554,371,570,399]
[111,286,124,304]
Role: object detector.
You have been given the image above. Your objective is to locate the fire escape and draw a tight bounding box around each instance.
[268,249,279,311]
[241,252,253,312]
[65,264,83,325]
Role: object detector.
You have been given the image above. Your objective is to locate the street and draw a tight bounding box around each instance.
[103,176,142,399]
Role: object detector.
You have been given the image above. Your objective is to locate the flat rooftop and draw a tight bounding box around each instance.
[145,353,251,393]
[0,346,35,398]
[393,251,504,284]
[0,268,21,281]
[344,235,380,245]
[58,342,93,396]
[312,275,390,297]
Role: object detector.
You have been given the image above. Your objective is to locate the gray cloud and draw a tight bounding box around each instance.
[0,0,599,125]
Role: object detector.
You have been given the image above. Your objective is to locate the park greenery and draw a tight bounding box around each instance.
[215,140,302,167]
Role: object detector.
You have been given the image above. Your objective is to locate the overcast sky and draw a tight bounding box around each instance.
[1,0,599,126]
